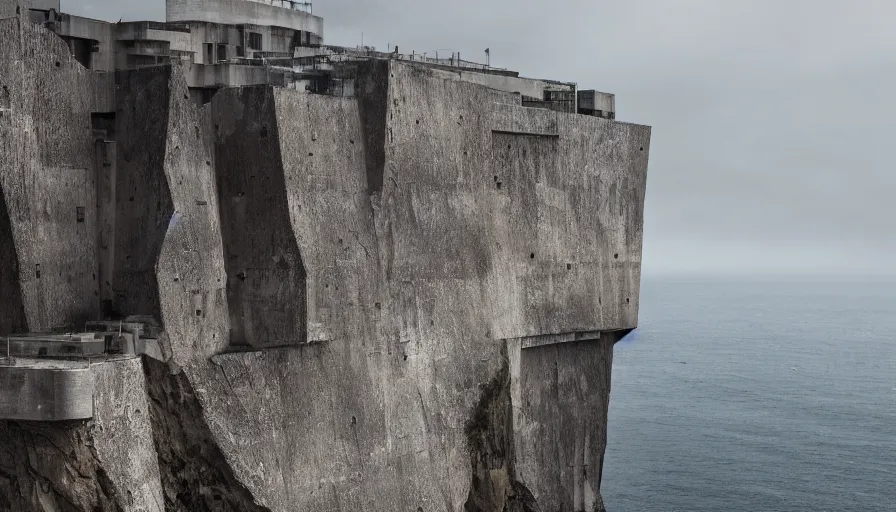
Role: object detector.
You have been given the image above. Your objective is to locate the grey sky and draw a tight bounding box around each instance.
[66,0,896,276]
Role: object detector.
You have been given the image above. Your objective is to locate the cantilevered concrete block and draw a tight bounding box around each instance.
[190,60,650,511]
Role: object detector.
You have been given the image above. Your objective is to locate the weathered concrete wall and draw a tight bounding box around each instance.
[198,60,650,511]
[114,64,229,363]
[214,86,306,348]
[0,13,99,334]
[0,0,18,17]
[510,334,619,512]
[386,63,647,338]
[166,0,324,36]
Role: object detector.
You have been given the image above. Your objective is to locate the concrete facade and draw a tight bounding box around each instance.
[167,0,323,34]
[0,3,651,512]
[21,0,324,94]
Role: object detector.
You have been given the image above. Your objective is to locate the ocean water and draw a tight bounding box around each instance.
[602,276,896,512]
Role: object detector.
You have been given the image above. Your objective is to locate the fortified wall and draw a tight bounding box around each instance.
[0,1,651,511]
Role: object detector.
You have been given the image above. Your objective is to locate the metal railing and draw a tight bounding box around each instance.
[320,46,508,73]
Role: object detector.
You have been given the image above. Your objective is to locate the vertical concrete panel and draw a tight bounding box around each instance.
[0,17,99,332]
[0,188,27,336]
[514,337,615,512]
[114,67,173,322]
[213,86,306,349]
[91,358,165,512]
[95,140,116,313]
[114,65,228,361]
[355,60,390,194]
[155,66,229,360]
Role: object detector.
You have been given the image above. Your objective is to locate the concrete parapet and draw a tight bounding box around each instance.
[166,0,324,35]
[0,360,94,420]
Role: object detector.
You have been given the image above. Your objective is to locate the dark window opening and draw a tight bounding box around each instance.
[204,43,214,64]
[76,206,85,223]
[248,32,262,51]
[217,44,227,62]
[66,37,93,68]
[236,46,244,57]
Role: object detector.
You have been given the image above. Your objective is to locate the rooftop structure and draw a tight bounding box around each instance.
[22,0,616,116]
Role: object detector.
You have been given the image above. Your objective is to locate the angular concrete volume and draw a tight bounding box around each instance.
[0,3,651,511]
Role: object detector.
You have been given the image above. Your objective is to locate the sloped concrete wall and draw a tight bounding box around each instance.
[0,14,100,333]
[113,67,173,324]
[206,68,504,510]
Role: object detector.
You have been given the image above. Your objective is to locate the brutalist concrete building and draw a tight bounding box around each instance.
[0,0,650,510]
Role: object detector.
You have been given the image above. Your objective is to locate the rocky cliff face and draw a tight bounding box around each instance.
[0,9,650,512]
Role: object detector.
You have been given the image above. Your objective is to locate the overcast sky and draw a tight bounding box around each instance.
[66,0,896,277]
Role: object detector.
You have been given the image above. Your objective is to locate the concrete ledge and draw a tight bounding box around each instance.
[509,330,602,350]
[0,360,94,421]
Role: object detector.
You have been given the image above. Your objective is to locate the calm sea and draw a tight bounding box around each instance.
[602,276,896,512]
